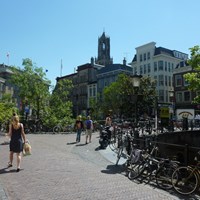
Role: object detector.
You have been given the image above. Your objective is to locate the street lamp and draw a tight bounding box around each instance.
[169,89,175,131]
[130,74,142,125]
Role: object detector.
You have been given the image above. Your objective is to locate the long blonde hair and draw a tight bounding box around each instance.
[12,115,20,129]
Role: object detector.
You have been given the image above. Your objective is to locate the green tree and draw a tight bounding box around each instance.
[0,93,17,123]
[10,58,51,119]
[103,74,131,118]
[89,94,102,120]
[102,74,157,119]
[49,78,73,126]
[184,46,200,103]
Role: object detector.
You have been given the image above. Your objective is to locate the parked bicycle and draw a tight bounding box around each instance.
[128,144,179,190]
[53,123,73,134]
[171,150,200,195]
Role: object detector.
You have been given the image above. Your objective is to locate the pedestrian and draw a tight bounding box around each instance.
[7,114,26,172]
[85,116,93,144]
[105,114,112,141]
[74,115,84,143]
[105,114,112,126]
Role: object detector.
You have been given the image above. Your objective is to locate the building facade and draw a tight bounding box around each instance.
[56,59,104,117]
[0,64,21,108]
[97,58,133,101]
[173,61,198,119]
[130,42,188,105]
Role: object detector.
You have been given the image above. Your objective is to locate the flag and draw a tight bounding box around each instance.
[7,52,9,57]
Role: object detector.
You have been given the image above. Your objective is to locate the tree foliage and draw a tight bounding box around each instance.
[10,58,51,119]
[89,95,102,120]
[0,94,16,123]
[184,46,200,103]
[49,78,73,126]
[102,73,157,119]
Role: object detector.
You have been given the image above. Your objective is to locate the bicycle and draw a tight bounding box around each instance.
[127,144,179,190]
[115,129,132,166]
[53,124,73,134]
[0,120,9,133]
[171,150,200,195]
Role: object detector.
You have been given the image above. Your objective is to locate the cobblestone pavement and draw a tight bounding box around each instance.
[0,132,199,200]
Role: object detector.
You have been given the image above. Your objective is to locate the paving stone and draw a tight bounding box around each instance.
[0,132,197,200]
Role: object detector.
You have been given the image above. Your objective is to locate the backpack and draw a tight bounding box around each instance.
[86,120,92,129]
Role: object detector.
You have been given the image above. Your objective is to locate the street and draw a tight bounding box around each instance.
[0,132,196,200]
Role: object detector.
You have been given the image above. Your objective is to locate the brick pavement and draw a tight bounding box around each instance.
[0,132,197,200]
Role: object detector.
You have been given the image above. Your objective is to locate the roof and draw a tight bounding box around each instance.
[176,60,189,68]
[97,64,132,74]
[154,47,174,57]
[77,63,93,71]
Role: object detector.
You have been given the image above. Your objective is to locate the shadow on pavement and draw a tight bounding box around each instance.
[101,164,125,175]
[95,146,102,151]
[0,167,22,174]
[66,142,77,145]
[75,143,87,147]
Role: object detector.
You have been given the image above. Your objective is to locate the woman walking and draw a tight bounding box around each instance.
[7,114,26,172]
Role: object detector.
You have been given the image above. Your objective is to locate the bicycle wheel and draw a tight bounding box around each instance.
[128,161,148,180]
[53,125,61,134]
[156,164,176,190]
[172,166,198,195]
[109,137,118,152]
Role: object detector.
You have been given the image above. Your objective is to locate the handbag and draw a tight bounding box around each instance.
[23,140,31,156]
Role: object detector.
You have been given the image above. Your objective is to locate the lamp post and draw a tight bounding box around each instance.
[130,74,142,126]
[169,90,175,132]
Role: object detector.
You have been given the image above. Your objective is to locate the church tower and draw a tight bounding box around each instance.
[95,32,113,66]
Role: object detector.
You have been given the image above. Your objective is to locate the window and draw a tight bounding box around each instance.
[169,76,171,87]
[172,63,174,72]
[165,62,167,71]
[154,76,158,86]
[144,64,146,74]
[168,62,171,72]
[183,76,189,86]
[166,90,169,102]
[148,63,151,73]
[175,75,182,87]
[154,62,157,71]
[93,87,96,96]
[147,52,150,59]
[140,54,142,62]
[165,75,168,86]
[177,92,183,102]
[158,75,164,86]
[102,43,105,50]
[159,90,164,102]
[144,53,146,61]
[140,65,143,74]
[184,91,190,102]
[158,61,163,71]
[89,87,92,97]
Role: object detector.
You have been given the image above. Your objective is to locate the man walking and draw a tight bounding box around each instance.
[85,116,93,144]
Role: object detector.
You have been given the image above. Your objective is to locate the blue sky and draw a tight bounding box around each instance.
[1,0,199,86]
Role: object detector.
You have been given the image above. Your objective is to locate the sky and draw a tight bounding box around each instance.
[1,0,200,87]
